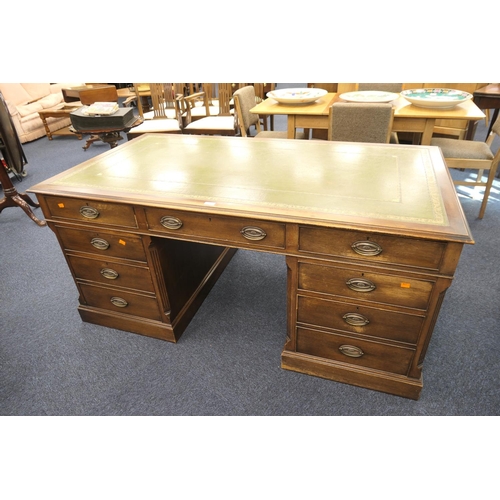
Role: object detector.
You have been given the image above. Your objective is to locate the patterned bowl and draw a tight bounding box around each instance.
[401,88,472,109]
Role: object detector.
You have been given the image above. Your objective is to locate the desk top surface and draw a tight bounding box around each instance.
[29,134,473,243]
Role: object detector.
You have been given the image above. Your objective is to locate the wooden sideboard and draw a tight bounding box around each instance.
[29,134,473,399]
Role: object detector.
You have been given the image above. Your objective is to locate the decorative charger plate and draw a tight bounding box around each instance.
[267,88,327,104]
[401,88,472,109]
[339,91,400,103]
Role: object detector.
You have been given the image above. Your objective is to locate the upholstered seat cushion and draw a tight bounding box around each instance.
[184,115,236,131]
[431,137,494,160]
[131,118,181,133]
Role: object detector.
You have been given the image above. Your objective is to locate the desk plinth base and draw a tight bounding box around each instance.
[77,246,237,343]
[281,350,423,400]
[78,305,178,341]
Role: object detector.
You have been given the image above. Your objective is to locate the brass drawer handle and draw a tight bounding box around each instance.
[160,216,183,230]
[346,277,376,293]
[80,206,100,219]
[351,240,382,256]
[339,345,364,358]
[91,237,110,250]
[343,312,370,326]
[110,296,128,308]
[240,226,267,241]
[100,268,119,280]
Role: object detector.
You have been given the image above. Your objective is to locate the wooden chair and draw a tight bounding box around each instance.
[233,85,306,139]
[176,83,237,136]
[78,85,119,105]
[356,84,401,144]
[126,83,182,139]
[141,83,181,120]
[327,102,394,143]
[185,83,220,119]
[431,115,500,218]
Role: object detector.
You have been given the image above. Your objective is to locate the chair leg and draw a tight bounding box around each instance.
[478,165,498,219]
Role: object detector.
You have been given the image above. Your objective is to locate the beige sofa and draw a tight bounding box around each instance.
[0,83,83,143]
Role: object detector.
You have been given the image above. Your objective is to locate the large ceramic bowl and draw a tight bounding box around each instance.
[401,88,472,109]
[339,91,400,103]
[267,88,327,104]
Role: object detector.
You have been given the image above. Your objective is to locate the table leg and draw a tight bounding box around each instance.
[486,109,499,138]
[287,116,296,139]
[420,119,436,145]
[40,115,53,140]
[465,119,481,141]
[0,165,46,226]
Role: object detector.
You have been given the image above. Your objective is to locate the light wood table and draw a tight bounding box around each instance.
[29,134,473,399]
[250,93,336,138]
[251,93,485,144]
[391,96,486,145]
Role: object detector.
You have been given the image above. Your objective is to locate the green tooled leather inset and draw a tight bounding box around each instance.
[54,135,448,226]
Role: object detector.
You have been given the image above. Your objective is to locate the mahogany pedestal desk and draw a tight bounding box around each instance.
[29,135,473,399]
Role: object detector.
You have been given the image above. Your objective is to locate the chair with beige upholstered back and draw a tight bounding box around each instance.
[233,85,306,139]
[327,102,394,143]
[431,115,500,219]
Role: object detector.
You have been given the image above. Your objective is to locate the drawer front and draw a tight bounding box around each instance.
[298,262,434,310]
[299,226,446,271]
[145,208,286,249]
[296,327,415,376]
[79,283,162,321]
[297,295,424,345]
[67,255,155,292]
[44,196,137,228]
[56,226,148,262]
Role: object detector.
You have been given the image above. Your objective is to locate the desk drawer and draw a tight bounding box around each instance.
[298,261,434,310]
[145,208,286,249]
[296,327,415,376]
[297,295,424,345]
[56,226,148,262]
[299,226,446,271]
[79,283,162,321]
[67,254,155,292]
[44,196,137,228]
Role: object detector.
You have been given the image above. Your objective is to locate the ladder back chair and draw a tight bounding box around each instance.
[126,83,182,140]
[177,83,237,136]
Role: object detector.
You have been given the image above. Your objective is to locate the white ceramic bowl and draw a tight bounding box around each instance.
[339,91,400,103]
[267,88,327,104]
[401,88,472,109]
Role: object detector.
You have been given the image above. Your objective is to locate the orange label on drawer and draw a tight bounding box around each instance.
[118,239,126,246]
[58,203,65,208]
[400,282,411,288]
